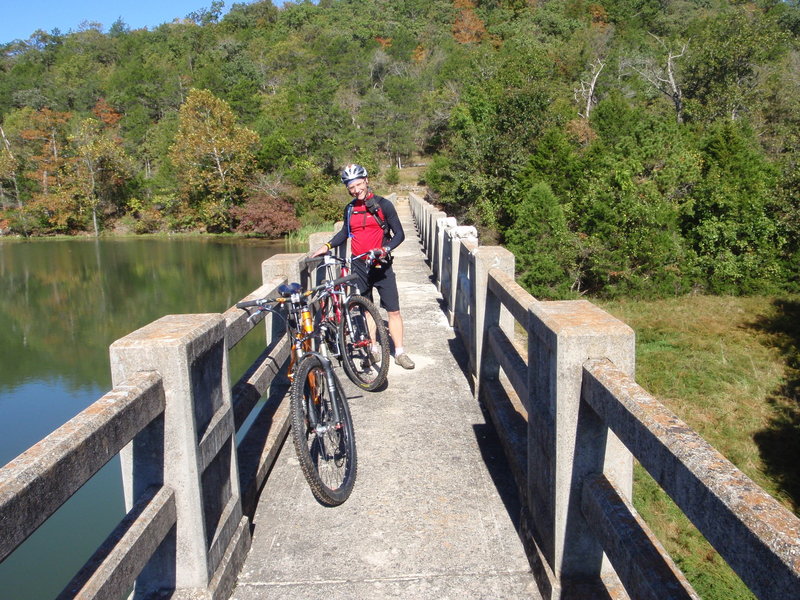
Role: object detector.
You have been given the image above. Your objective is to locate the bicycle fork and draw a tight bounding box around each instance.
[345,307,371,348]
[303,351,344,432]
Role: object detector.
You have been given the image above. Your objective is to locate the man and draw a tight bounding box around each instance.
[311,164,415,369]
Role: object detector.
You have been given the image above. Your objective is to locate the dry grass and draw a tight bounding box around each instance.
[597,294,800,599]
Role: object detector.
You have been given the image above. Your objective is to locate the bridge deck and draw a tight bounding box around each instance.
[232,199,538,600]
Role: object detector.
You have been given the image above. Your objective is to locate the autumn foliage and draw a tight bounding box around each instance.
[231,193,300,238]
[452,0,486,44]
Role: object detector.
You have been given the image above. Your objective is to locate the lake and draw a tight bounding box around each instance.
[0,236,292,599]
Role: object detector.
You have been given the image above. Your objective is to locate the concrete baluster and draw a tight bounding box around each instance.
[307,232,331,287]
[262,253,304,349]
[473,247,515,387]
[525,300,635,598]
[111,314,250,600]
[435,218,456,294]
[454,238,478,363]
[446,225,478,326]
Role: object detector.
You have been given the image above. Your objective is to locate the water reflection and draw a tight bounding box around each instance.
[0,236,288,599]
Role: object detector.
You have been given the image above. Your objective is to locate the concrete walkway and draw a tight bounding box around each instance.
[232,199,538,600]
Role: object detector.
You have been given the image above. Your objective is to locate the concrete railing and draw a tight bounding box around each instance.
[0,251,322,600]
[409,192,800,600]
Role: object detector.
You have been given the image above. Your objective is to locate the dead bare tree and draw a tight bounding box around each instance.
[0,125,22,209]
[574,59,605,120]
[629,33,687,124]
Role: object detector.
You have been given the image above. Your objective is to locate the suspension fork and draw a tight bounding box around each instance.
[303,352,344,427]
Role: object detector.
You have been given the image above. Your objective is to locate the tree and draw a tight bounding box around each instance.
[682,121,783,294]
[67,115,132,236]
[170,88,259,231]
[682,8,788,122]
[626,33,686,124]
[0,125,22,209]
[504,181,579,298]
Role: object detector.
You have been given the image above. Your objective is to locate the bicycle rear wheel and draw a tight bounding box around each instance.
[290,354,357,506]
[338,295,390,391]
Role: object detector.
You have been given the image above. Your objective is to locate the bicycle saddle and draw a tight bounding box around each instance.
[278,282,303,297]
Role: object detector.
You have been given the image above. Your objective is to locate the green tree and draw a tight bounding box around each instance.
[682,7,789,122]
[682,121,783,294]
[505,182,579,299]
[170,88,259,231]
[67,115,132,236]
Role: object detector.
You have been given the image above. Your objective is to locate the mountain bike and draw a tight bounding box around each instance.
[311,250,391,391]
[236,275,358,506]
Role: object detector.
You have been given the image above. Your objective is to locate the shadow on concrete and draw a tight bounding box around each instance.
[472,419,523,531]
[748,298,800,510]
[448,330,523,531]
[447,337,474,392]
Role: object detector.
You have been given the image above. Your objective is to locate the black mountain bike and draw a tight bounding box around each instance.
[236,275,358,506]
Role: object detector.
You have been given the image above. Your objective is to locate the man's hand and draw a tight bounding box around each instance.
[310,245,330,258]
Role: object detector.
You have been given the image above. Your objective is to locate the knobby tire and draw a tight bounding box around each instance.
[290,354,357,506]
[338,295,390,391]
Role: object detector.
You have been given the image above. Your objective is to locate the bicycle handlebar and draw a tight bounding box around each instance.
[236,273,358,310]
[314,272,358,291]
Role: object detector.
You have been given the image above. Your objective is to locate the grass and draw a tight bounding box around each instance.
[596,294,800,599]
[284,221,336,251]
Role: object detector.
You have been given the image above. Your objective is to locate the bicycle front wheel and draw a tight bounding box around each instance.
[290,354,357,506]
[338,295,390,391]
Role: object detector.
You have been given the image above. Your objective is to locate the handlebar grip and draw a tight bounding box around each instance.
[301,255,324,268]
[334,273,359,286]
[236,299,262,309]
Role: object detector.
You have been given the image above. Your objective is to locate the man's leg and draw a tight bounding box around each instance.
[388,310,414,369]
[387,310,404,351]
[373,266,414,369]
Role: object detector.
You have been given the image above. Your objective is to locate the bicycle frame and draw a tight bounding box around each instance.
[315,251,376,334]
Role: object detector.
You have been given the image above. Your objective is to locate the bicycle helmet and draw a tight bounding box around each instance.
[341,163,368,186]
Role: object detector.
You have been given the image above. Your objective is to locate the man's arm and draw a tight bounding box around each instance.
[380,197,405,252]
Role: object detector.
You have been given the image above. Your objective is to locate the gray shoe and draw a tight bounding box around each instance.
[394,353,415,370]
[370,347,382,363]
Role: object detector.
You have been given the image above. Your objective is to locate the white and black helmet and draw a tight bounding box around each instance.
[341,163,368,186]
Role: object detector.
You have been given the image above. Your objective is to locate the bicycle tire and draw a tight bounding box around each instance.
[337,295,390,391]
[290,354,357,506]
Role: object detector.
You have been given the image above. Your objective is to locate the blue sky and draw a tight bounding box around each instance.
[1,0,235,45]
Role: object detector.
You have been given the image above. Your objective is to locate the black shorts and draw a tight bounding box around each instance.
[350,259,400,312]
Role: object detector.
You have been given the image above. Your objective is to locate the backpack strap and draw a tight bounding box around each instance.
[365,197,390,237]
[345,202,354,238]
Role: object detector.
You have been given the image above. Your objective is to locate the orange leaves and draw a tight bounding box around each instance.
[92,98,122,127]
[452,0,486,44]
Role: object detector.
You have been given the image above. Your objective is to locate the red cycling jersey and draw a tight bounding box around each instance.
[348,193,386,257]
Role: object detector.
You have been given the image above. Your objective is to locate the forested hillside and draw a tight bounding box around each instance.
[1,0,799,299]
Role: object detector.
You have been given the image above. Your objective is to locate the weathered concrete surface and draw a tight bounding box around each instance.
[232,197,538,600]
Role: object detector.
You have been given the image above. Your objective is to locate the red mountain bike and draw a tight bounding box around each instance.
[312,251,391,391]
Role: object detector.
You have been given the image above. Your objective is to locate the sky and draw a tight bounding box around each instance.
[0,0,235,45]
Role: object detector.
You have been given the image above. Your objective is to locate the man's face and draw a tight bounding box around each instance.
[347,178,369,201]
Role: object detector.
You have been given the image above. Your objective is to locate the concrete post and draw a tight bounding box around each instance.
[111,313,249,598]
[308,232,329,254]
[472,247,515,385]
[420,204,433,257]
[454,240,478,362]
[306,233,332,286]
[262,253,303,347]
[435,217,456,291]
[446,226,478,326]
[430,213,449,286]
[526,300,635,597]
[262,253,302,288]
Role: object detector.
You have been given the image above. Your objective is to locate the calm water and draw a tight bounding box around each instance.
[0,236,289,599]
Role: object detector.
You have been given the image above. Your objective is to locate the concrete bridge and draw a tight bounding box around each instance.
[1,194,798,599]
